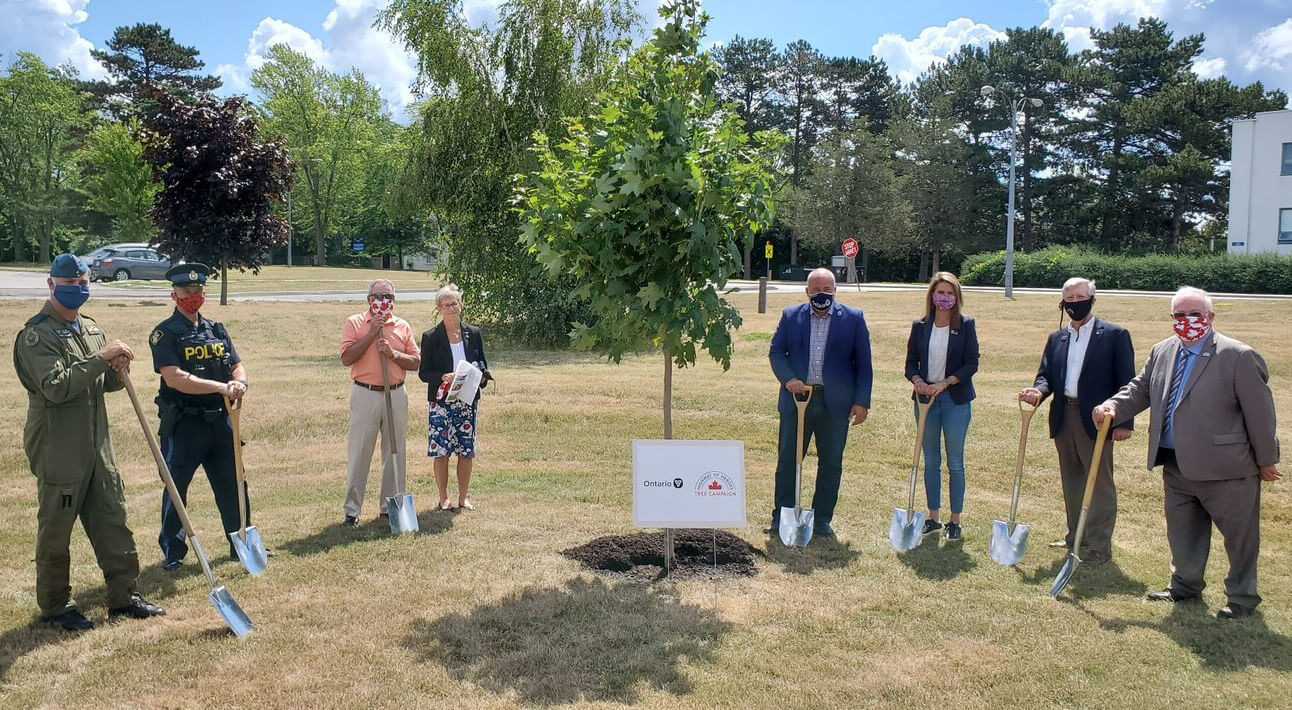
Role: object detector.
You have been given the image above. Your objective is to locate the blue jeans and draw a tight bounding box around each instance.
[915,399,972,514]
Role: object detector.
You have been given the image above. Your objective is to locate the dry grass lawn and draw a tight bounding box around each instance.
[1,287,1290,708]
[98,265,439,293]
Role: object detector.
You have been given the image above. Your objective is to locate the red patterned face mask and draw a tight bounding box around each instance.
[1173,314,1210,341]
[369,296,394,317]
[174,292,204,313]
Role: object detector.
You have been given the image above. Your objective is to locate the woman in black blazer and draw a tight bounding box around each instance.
[418,284,490,511]
[904,272,979,542]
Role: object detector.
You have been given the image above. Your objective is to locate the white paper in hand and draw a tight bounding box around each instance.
[446,360,482,404]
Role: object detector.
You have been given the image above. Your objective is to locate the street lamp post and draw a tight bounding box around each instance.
[980,85,1042,299]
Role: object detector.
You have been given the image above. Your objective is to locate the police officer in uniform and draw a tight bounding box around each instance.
[13,254,165,630]
[150,263,260,569]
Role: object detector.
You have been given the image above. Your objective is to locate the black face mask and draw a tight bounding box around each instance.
[1063,297,1094,322]
[809,291,834,312]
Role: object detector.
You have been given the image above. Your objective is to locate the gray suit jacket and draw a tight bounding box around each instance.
[1105,332,1279,481]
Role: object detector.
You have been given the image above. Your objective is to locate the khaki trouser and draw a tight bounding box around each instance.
[36,460,139,616]
[1162,462,1261,609]
[1055,400,1117,557]
[344,383,408,517]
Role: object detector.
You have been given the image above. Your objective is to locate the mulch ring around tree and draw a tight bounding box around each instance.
[563,529,763,581]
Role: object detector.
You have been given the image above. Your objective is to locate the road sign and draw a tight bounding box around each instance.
[764,241,773,259]
[842,238,859,258]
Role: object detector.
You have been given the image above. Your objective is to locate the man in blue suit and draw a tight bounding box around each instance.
[768,268,873,538]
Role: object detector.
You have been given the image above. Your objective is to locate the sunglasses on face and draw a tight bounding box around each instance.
[369,293,394,300]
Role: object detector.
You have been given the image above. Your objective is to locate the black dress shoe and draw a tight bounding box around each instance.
[45,609,94,632]
[342,515,358,526]
[108,594,165,620]
[1146,588,1198,603]
[813,523,836,538]
[162,559,183,572]
[1217,603,1252,619]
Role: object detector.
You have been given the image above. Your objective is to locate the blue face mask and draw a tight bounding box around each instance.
[809,291,834,312]
[53,284,90,310]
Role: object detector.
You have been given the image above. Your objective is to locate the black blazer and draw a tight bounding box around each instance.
[905,316,979,405]
[418,321,490,404]
[1033,318,1135,439]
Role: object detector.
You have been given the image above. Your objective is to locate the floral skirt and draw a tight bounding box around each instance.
[427,399,477,458]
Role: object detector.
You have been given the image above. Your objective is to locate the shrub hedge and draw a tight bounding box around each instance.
[959,247,1292,294]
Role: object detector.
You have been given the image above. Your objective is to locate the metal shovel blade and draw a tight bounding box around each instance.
[1050,553,1080,598]
[778,506,814,548]
[228,526,268,576]
[386,493,419,534]
[209,585,255,638]
[889,508,926,552]
[989,520,1030,566]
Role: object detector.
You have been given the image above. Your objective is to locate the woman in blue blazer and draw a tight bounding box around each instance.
[904,272,979,541]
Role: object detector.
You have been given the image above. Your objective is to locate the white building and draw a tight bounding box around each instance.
[1228,109,1292,255]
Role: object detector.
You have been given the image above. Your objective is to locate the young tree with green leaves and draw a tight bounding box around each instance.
[141,91,293,304]
[251,44,381,266]
[517,1,780,438]
[77,119,158,242]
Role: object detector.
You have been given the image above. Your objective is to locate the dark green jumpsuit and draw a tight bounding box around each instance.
[13,301,140,617]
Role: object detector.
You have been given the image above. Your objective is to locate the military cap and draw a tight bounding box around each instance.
[165,263,209,286]
[50,253,88,278]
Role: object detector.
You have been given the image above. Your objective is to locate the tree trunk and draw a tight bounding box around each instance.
[1099,132,1123,246]
[918,249,930,282]
[662,348,673,440]
[220,262,228,306]
[931,248,940,274]
[11,217,26,262]
[860,247,869,283]
[742,242,752,279]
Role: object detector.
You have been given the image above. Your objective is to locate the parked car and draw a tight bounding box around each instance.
[79,242,151,280]
[90,247,179,281]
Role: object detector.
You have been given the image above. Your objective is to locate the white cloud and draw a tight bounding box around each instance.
[1191,55,1226,79]
[0,0,106,79]
[871,17,1006,84]
[230,3,416,120]
[1242,18,1292,72]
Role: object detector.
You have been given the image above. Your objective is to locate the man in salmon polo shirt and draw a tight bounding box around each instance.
[339,279,421,525]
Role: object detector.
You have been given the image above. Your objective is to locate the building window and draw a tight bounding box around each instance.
[1284,143,1292,176]
[1281,209,1292,244]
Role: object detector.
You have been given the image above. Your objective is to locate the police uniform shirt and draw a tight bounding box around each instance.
[150,309,240,409]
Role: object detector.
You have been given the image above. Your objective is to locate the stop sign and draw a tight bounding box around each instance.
[842,238,859,258]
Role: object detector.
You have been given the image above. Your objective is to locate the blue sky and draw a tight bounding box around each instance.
[3,0,1289,122]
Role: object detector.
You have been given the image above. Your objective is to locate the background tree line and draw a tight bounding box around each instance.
[0,23,421,268]
[0,5,1286,346]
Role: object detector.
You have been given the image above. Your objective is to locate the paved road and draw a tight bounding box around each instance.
[3,269,1289,303]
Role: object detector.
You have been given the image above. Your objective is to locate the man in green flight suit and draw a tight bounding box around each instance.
[13,254,165,631]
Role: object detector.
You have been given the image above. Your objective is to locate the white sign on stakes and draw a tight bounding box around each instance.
[632,440,745,529]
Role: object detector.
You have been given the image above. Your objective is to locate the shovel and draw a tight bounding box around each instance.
[1050,414,1113,598]
[778,388,814,548]
[989,397,1038,565]
[890,392,936,552]
[122,373,254,638]
[379,331,418,535]
[224,395,268,576]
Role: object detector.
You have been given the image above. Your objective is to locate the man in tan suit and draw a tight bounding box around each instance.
[1095,287,1280,619]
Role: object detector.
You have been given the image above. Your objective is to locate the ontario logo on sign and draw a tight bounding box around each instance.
[632,440,745,529]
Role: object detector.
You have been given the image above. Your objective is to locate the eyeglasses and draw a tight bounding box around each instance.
[1171,311,1205,318]
[369,293,394,300]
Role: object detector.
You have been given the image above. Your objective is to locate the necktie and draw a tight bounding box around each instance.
[1162,346,1192,444]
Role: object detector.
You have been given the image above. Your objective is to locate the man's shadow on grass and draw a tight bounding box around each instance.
[279,510,455,558]
[763,532,860,575]
[403,577,731,705]
[1083,601,1292,673]
[1019,555,1148,600]
[0,558,207,680]
[896,534,976,581]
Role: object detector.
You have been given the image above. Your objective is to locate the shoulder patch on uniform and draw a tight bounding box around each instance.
[23,328,38,346]
[150,328,164,346]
